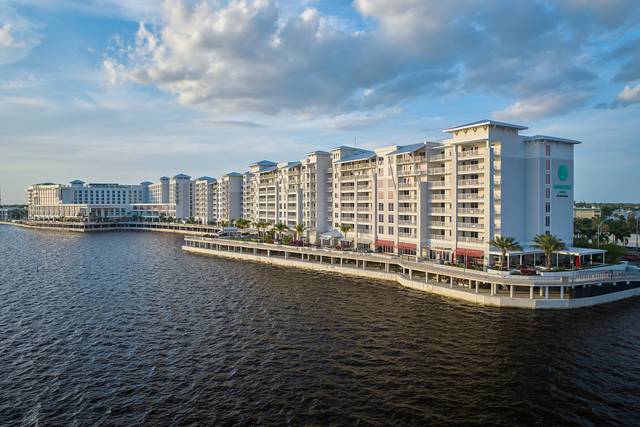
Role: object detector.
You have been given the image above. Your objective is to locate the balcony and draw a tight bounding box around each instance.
[398,193,415,201]
[458,149,483,158]
[458,164,484,172]
[458,208,484,215]
[428,153,447,161]
[398,182,415,188]
[458,236,484,244]
[428,167,448,175]
[458,193,484,201]
[398,220,417,226]
[430,193,448,201]
[429,207,450,214]
[398,232,416,238]
[458,222,484,230]
[430,181,449,188]
[458,179,482,187]
[399,207,417,213]
[430,221,449,228]
[397,169,416,177]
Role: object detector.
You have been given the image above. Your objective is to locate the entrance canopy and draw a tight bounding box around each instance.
[555,247,606,256]
[320,229,343,239]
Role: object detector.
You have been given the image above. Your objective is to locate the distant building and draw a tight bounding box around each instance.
[574,206,602,219]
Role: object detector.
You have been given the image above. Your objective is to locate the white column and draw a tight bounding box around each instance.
[560,286,564,300]
[530,286,534,299]
[510,285,514,298]
[475,281,479,294]
[449,276,454,288]
[409,269,413,280]
[545,286,549,299]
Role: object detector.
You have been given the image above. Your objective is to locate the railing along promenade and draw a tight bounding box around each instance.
[8,220,222,235]
[183,237,640,306]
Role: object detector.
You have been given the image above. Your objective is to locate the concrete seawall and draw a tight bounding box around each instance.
[182,245,640,310]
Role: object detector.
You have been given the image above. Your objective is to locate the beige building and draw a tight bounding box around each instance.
[193,176,217,224]
[574,207,602,219]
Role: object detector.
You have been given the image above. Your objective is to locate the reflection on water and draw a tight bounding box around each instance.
[1,225,639,425]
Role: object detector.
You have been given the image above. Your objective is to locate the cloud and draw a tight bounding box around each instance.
[0,5,41,65]
[596,84,640,109]
[103,0,638,118]
[493,93,588,121]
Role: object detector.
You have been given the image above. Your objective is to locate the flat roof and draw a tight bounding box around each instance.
[523,135,581,145]
[444,119,528,133]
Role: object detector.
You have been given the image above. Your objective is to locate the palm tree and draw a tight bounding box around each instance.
[253,220,269,237]
[489,236,522,269]
[294,223,306,241]
[219,220,230,228]
[533,233,566,270]
[273,223,289,240]
[339,223,353,245]
[235,218,250,229]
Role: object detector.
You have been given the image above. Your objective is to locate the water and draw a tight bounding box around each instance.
[1,225,640,426]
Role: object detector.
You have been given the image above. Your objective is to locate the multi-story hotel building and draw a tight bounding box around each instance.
[25,119,578,265]
[301,151,332,242]
[216,172,244,223]
[27,181,144,220]
[193,176,217,224]
[276,161,303,227]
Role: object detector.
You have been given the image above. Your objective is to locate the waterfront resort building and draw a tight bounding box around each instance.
[216,172,244,223]
[25,119,581,267]
[193,176,218,224]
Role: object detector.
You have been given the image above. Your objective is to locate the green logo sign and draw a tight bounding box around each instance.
[558,164,568,181]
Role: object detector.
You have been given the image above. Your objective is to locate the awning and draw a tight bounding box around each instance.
[320,229,343,239]
[398,242,417,250]
[454,248,484,258]
[555,247,607,256]
[375,239,395,247]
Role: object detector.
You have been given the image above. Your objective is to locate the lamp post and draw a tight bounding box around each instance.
[636,217,639,258]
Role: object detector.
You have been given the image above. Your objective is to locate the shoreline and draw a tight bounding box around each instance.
[182,237,640,310]
[0,220,219,236]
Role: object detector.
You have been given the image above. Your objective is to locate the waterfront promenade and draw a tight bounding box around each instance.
[183,237,640,310]
[3,220,220,235]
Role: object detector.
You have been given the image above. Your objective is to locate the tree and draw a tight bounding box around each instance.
[253,220,269,237]
[339,223,353,242]
[219,220,230,227]
[489,236,522,269]
[235,218,250,229]
[606,218,632,245]
[294,223,306,240]
[273,223,289,240]
[533,234,566,270]
[574,217,597,242]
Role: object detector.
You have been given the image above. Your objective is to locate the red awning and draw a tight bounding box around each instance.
[454,248,484,258]
[397,242,417,250]
[375,239,395,247]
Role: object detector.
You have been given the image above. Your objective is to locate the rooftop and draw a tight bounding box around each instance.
[250,160,277,167]
[444,119,528,133]
[388,143,425,156]
[335,149,376,164]
[523,135,581,145]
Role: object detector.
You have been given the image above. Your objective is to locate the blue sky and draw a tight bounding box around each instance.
[1,0,639,204]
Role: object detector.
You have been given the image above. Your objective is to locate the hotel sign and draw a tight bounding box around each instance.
[554,164,571,197]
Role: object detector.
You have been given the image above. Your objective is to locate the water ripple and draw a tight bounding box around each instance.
[1,225,640,425]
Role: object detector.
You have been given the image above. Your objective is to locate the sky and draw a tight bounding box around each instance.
[0,0,639,204]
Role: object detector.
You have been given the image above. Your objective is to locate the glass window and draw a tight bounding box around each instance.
[545,145,551,156]
[545,188,551,198]
[545,202,551,213]
[388,226,394,234]
[378,225,384,233]
[545,174,551,184]
[378,203,384,211]
[388,203,394,211]
[545,159,550,171]
[545,216,551,227]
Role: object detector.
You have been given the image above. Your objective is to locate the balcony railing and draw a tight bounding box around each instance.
[458,208,484,214]
[428,167,448,175]
[429,207,450,214]
[430,181,449,188]
[430,194,448,200]
[458,164,484,172]
[458,222,484,229]
[458,236,484,243]
[458,149,483,158]
[458,179,481,186]
[430,221,449,227]
[458,193,484,200]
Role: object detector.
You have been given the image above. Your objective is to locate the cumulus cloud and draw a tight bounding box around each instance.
[104,0,639,119]
[596,84,640,109]
[494,93,588,121]
[0,5,41,65]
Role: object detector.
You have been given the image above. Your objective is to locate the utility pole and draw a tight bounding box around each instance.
[636,217,639,258]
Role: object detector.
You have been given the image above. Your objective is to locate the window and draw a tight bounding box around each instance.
[545,145,551,156]
[388,214,394,223]
[388,203,394,211]
[378,225,384,233]
[388,226,394,234]
[378,203,384,211]
[378,214,384,222]
[545,174,551,184]
[545,188,551,198]
[545,202,551,213]
[545,159,551,171]
[545,216,551,227]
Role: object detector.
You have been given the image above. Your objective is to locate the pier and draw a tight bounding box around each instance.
[183,237,640,309]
